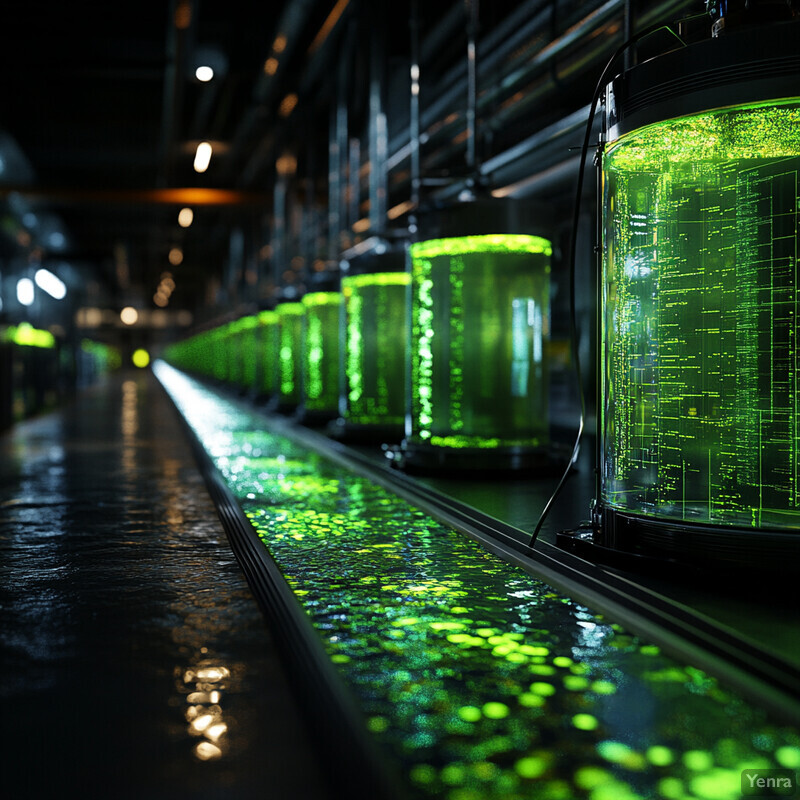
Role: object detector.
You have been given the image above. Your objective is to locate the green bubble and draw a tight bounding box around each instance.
[515,756,546,779]
[572,714,599,731]
[591,680,617,695]
[597,741,647,770]
[639,645,660,656]
[457,705,482,722]
[482,702,510,719]
[518,692,545,708]
[331,654,350,663]
[530,665,556,676]
[553,656,573,667]
[574,766,613,790]
[529,682,556,696]
[564,675,590,691]
[646,745,674,766]
[440,764,466,785]
[689,768,740,800]
[683,750,713,771]
[409,764,436,785]
[657,777,684,799]
[367,716,389,733]
[776,746,800,768]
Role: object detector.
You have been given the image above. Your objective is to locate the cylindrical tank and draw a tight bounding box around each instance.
[397,199,553,472]
[597,20,800,568]
[333,247,410,443]
[300,291,342,424]
[275,302,305,413]
[256,309,280,402]
[238,315,261,393]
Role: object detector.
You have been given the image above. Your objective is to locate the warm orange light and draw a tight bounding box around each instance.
[178,207,194,227]
[278,93,298,118]
[308,0,349,54]
[120,306,138,325]
[264,57,278,76]
[273,33,287,53]
[168,247,183,265]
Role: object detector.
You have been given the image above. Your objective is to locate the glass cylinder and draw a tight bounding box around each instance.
[602,98,800,533]
[341,272,410,432]
[257,310,280,400]
[276,302,305,410]
[407,234,552,458]
[238,315,260,391]
[301,291,342,419]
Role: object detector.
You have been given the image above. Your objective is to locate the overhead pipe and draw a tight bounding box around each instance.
[389,0,694,204]
[367,2,389,235]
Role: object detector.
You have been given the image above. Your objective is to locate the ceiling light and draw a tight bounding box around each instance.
[120,307,138,325]
[195,65,214,82]
[34,268,67,300]
[178,208,194,228]
[17,278,34,306]
[194,142,212,173]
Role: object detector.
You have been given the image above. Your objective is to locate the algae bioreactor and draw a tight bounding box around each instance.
[571,18,800,571]
[392,199,553,472]
[301,290,343,424]
[333,246,410,444]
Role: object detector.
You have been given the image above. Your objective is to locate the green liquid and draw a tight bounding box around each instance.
[409,235,551,450]
[342,273,410,427]
[258,311,280,398]
[277,303,305,406]
[301,292,342,414]
[602,99,800,529]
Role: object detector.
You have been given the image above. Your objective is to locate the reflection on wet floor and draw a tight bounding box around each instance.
[0,371,331,799]
[156,361,800,800]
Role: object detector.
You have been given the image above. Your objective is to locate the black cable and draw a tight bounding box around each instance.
[528,22,686,550]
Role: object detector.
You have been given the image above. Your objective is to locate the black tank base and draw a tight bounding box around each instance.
[327,417,406,446]
[557,508,800,580]
[385,439,573,477]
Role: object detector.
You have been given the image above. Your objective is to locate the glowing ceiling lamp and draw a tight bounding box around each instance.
[194,141,212,173]
[16,278,34,306]
[34,268,67,300]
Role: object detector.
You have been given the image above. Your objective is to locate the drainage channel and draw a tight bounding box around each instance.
[155,361,800,800]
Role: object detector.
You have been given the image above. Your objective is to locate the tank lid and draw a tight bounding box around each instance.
[604,19,800,141]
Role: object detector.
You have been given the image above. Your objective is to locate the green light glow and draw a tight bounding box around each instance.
[602,97,800,529]
[276,303,304,404]
[409,233,551,450]
[238,315,260,389]
[132,348,150,368]
[4,322,55,349]
[258,311,280,397]
[156,360,800,800]
[342,272,410,427]
[81,339,121,372]
[301,292,342,413]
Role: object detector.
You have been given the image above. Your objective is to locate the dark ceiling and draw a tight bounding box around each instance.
[1,0,703,333]
[0,0,367,317]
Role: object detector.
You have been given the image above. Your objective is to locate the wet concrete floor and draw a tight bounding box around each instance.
[0,370,333,799]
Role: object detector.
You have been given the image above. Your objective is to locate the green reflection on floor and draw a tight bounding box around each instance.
[155,362,800,800]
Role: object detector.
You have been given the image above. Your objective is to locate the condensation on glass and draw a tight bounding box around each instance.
[408,234,551,451]
[602,98,800,530]
[341,272,410,428]
[276,302,305,408]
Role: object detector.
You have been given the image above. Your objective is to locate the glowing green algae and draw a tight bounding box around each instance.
[602,98,800,529]
[155,361,800,800]
[409,233,551,452]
